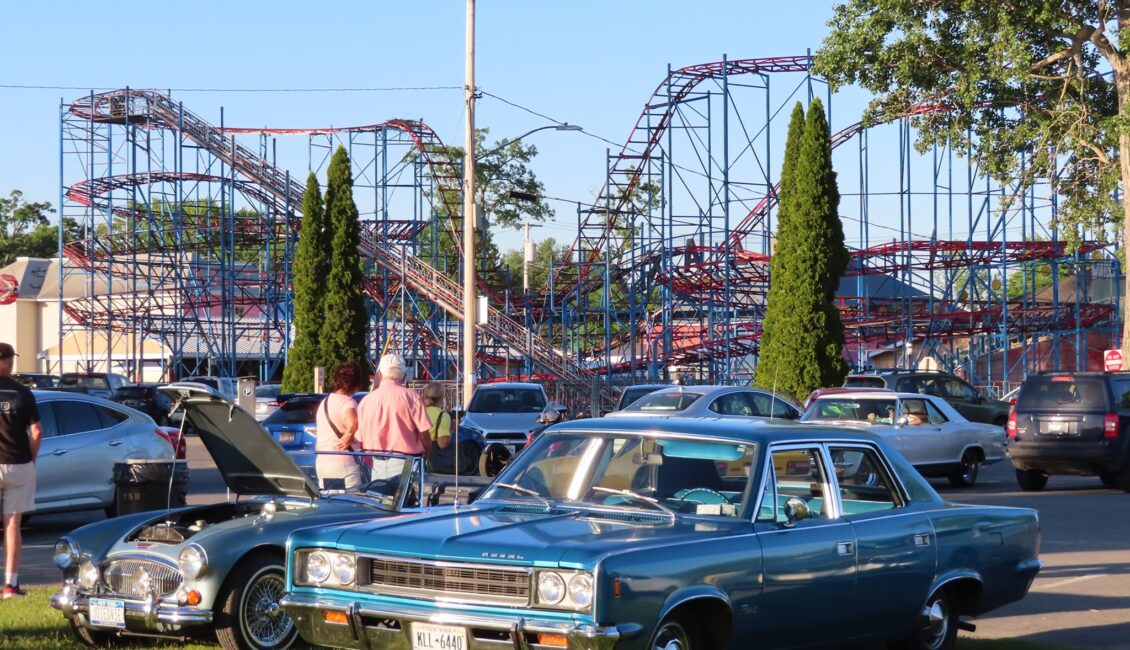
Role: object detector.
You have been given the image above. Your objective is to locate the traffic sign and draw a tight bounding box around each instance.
[1104,349,1123,372]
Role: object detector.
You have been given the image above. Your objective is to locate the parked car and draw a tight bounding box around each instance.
[253,383,283,420]
[614,383,669,411]
[1007,372,1130,492]
[261,393,323,451]
[281,416,1041,650]
[607,384,802,420]
[57,372,132,399]
[32,391,174,516]
[459,382,550,473]
[183,375,238,401]
[801,386,893,409]
[844,369,1011,425]
[109,383,176,425]
[801,391,1007,487]
[13,372,60,388]
[51,384,487,650]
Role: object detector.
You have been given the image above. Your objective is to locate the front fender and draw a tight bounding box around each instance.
[656,584,732,631]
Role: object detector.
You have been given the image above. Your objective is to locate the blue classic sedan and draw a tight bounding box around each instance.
[281,418,1041,650]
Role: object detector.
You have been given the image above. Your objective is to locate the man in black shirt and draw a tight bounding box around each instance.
[0,343,42,599]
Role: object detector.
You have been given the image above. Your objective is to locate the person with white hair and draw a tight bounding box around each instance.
[356,354,432,477]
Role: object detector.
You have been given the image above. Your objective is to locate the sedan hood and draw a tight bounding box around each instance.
[324,504,743,566]
[160,384,319,500]
[462,412,540,433]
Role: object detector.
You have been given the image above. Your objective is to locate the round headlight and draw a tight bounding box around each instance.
[53,539,78,569]
[568,573,593,607]
[306,551,331,584]
[332,553,355,585]
[78,561,99,590]
[178,546,207,580]
[537,572,566,605]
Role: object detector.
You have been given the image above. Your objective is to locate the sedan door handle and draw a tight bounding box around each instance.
[52,449,68,456]
[108,440,124,447]
[836,541,854,556]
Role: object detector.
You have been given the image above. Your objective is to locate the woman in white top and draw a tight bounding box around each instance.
[315,361,366,490]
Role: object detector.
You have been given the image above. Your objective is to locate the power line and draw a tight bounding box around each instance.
[0,83,461,93]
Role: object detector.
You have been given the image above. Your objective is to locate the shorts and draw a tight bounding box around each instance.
[0,462,36,515]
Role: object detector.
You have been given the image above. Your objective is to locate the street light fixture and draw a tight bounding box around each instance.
[477,124,583,160]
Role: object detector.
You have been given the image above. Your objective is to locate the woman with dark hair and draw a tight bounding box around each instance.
[314,361,366,490]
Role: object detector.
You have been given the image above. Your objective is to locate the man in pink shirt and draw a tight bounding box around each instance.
[356,354,432,467]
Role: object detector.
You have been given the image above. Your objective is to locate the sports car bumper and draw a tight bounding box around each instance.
[52,584,212,629]
[280,592,630,650]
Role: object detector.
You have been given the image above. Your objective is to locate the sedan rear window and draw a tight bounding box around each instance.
[1016,378,1108,410]
[263,399,321,424]
[843,376,885,389]
[629,391,704,412]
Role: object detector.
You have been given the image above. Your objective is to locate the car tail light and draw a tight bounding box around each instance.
[1007,411,1018,439]
[1050,375,1074,382]
[267,401,281,408]
[1104,412,1119,439]
[155,426,187,460]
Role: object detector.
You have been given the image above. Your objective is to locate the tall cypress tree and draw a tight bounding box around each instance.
[282,173,329,392]
[319,146,369,374]
[755,99,849,399]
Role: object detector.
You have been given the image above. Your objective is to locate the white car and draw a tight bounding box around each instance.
[800,391,1006,487]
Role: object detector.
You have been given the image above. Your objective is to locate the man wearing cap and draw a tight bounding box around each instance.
[356,354,431,479]
[0,343,42,599]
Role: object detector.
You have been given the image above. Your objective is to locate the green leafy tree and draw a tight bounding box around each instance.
[813,0,1130,354]
[318,146,369,374]
[282,174,330,391]
[0,190,73,266]
[756,100,850,399]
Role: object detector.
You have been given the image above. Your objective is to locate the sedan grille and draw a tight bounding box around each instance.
[104,558,182,598]
[364,556,529,606]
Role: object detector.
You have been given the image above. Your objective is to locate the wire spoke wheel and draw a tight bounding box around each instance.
[242,571,292,647]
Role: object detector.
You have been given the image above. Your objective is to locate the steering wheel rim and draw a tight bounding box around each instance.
[674,487,731,504]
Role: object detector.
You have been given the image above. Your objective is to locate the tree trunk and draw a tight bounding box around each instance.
[1118,68,1130,362]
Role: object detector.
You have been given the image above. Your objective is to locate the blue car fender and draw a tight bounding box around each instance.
[654,584,733,641]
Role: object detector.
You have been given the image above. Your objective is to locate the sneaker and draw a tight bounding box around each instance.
[2,584,26,599]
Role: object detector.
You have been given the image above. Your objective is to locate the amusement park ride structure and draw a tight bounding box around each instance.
[57,55,1121,400]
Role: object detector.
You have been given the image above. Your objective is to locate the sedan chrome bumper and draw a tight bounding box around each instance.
[280,592,631,650]
[52,584,212,629]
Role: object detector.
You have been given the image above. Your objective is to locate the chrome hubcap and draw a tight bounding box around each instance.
[653,624,687,650]
[921,598,948,649]
[244,573,293,647]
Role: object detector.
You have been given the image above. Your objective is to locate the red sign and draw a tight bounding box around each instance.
[0,274,18,305]
[1104,349,1123,372]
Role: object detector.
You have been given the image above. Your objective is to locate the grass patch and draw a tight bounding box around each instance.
[0,587,1079,650]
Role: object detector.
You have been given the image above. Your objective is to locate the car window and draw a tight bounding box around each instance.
[757,447,831,523]
[256,385,282,398]
[895,377,922,393]
[96,405,130,427]
[803,398,897,423]
[923,400,948,424]
[37,402,59,438]
[944,379,977,401]
[843,376,885,389]
[628,391,703,412]
[709,392,754,416]
[744,392,795,418]
[54,400,106,435]
[828,446,901,513]
[263,399,320,424]
[1109,378,1130,409]
[467,388,546,413]
[619,386,662,409]
[900,398,931,426]
[1017,377,1109,410]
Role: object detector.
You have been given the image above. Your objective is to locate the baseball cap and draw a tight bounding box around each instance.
[0,343,17,360]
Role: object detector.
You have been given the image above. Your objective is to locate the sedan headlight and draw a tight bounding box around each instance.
[536,570,594,610]
[297,549,356,587]
[78,561,99,589]
[53,538,79,570]
[178,545,207,580]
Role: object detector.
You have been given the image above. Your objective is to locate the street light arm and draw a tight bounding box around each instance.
[476,124,583,161]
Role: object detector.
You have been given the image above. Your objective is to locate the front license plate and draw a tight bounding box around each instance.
[411,622,467,650]
[88,597,126,628]
[278,431,296,444]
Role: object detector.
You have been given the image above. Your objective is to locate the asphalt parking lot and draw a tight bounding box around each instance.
[7,438,1130,649]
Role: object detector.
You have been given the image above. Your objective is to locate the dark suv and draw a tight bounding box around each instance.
[843,370,1010,425]
[1008,372,1130,492]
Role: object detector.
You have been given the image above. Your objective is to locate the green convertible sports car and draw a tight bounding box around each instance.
[51,384,485,650]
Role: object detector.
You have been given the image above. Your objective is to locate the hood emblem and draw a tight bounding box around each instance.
[481,552,526,561]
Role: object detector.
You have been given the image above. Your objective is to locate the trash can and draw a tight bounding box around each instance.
[112,460,189,515]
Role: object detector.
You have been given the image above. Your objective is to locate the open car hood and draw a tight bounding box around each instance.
[159,384,319,500]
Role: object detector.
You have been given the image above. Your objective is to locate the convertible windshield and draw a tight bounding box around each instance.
[468,388,546,413]
[803,398,899,423]
[484,433,756,518]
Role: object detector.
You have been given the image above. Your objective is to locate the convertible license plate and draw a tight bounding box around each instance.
[1042,420,1069,434]
[278,431,296,444]
[89,597,126,628]
[411,622,467,650]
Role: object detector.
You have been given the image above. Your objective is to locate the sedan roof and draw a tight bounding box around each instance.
[551,415,879,446]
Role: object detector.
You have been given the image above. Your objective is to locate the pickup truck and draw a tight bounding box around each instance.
[56,372,132,399]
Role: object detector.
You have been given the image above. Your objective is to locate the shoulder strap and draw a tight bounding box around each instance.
[323,397,344,439]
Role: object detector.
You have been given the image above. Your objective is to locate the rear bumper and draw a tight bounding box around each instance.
[1008,441,1125,475]
[280,592,628,650]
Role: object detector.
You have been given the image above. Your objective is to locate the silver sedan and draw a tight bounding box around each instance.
[34,390,174,516]
[607,384,802,420]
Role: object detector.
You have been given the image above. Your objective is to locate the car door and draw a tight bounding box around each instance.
[40,398,124,509]
[888,397,946,466]
[754,444,857,647]
[922,398,963,463]
[31,400,67,508]
[944,377,991,423]
[830,443,936,639]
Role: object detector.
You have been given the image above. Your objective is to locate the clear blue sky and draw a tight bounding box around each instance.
[1,1,962,254]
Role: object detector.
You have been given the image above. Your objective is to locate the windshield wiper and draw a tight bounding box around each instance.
[492,482,556,512]
[591,487,677,521]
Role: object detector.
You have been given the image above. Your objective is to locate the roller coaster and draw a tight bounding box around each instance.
[57,55,1121,401]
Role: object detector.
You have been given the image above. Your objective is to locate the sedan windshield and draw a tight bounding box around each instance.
[484,433,756,518]
[803,398,898,423]
[468,388,546,413]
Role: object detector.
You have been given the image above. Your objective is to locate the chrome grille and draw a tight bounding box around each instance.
[365,556,529,605]
[104,558,182,597]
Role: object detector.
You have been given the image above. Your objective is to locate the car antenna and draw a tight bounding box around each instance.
[770,363,780,419]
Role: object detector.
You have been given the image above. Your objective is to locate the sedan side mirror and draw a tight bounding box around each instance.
[783,497,809,527]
